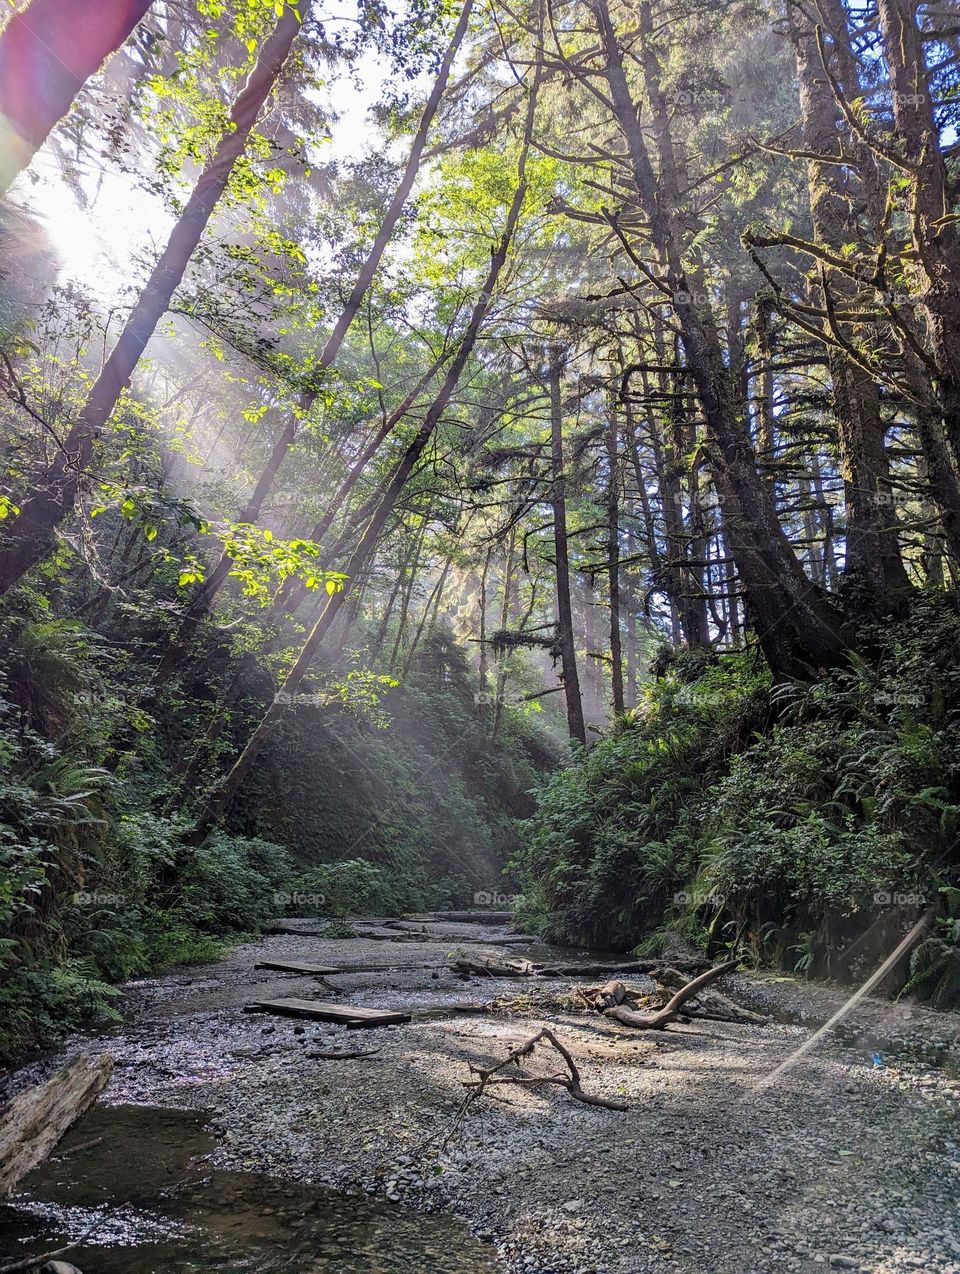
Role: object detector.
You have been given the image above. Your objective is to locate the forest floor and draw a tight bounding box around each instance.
[4,917,960,1274]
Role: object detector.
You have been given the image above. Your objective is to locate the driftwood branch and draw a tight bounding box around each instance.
[601,960,739,1029]
[651,967,766,1024]
[463,1027,629,1111]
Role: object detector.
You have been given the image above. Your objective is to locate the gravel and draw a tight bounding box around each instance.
[15,919,960,1274]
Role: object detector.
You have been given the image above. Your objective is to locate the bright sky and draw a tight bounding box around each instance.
[9,42,396,305]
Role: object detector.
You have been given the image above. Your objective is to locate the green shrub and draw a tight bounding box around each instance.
[516,597,960,1002]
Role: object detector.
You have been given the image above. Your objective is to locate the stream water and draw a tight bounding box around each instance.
[0,1102,496,1272]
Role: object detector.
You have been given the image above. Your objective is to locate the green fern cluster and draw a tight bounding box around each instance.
[515,595,960,1002]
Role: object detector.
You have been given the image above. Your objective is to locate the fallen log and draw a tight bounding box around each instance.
[244,998,410,1026]
[602,960,739,1030]
[539,957,708,978]
[254,959,340,975]
[451,955,538,978]
[450,955,707,980]
[0,1054,113,1198]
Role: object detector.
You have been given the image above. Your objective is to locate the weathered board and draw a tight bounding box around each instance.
[243,998,410,1026]
[254,960,339,975]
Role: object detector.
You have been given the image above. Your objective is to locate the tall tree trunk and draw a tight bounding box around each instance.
[403,547,455,679]
[477,545,492,722]
[491,524,517,740]
[0,0,153,193]
[152,2,473,674]
[788,0,910,608]
[0,2,306,594]
[876,0,960,461]
[187,69,541,836]
[592,0,846,678]
[548,350,587,744]
[812,0,960,567]
[389,516,429,671]
[606,402,624,714]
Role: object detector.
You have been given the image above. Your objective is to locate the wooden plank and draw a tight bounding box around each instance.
[243,998,410,1026]
[254,960,339,975]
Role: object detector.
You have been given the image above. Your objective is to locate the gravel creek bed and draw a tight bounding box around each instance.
[4,918,960,1274]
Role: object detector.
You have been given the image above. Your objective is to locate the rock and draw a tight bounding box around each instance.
[827,1257,859,1270]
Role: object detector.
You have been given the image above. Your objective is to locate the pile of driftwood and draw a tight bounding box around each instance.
[573,960,766,1029]
[459,960,763,1112]
[449,953,764,1029]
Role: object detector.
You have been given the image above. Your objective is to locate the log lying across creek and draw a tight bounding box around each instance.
[0,1053,113,1198]
[450,953,710,979]
[254,959,340,975]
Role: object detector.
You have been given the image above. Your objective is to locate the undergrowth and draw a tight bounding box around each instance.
[514,593,960,1005]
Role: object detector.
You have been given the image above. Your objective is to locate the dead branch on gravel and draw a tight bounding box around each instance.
[462,1028,629,1111]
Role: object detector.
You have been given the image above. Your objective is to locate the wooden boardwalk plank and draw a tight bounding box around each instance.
[243,998,410,1026]
[254,960,339,975]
